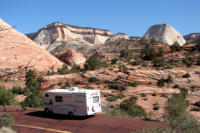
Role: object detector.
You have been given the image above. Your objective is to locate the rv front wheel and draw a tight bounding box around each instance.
[68,112,74,117]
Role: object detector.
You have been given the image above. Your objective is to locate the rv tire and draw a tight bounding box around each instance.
[68,112,74,117]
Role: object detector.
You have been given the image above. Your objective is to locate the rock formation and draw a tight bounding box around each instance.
[106,33,130,43]
[143,24,186,46]
[55,49,86,67]
[29,22,114,52]
[184,33,200,43]
[0,18,63,73]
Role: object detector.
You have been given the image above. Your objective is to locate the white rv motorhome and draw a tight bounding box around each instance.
[44,87,102,116]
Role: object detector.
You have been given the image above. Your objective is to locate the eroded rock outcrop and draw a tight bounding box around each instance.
[0,18,63,73]
[106,33,130,43]
[143,24,186,46]
[30,22,114,51]
[55,49,86,67]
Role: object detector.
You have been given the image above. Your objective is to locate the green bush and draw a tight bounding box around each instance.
[129,56,143,66]
[119,96,146,118]
[106,93,125,102]
[118,64,128,73]
[111,107,128,117]
[179,87,188,97]
[11,86,24,95]
[64,80,71,87]
[84,57,102,70]
[111,58,118,64]
[57,64,69,75]
[0,86,14,106]
[141,47,156,61]
[108,82,126,91]
[120,50,133,59]
[170,42,182,52]
[150,37,157,45]
[22,70,46,108]
[84,86,93,90]
[70,65,81,73]
[127,81,139,87]
[88,77,99,82]
[165,93,188,128]
[152,58,167,67]
[157,47,166,57]
[157,78,165,87]
[0,113,15,128]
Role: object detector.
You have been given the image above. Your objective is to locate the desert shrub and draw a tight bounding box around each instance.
[152,58,167,67]
[157,75,173,87]
[119,96,146,118]
[140,93,146,97]
[11,86,24,95]
[194,101,200,107]
[179,87,188,97]
[111,107,128,117]
[108,82,126,91]
[84,57,102,70]
[111,58,118,64]
[140,47,156,61]
[120,49,133,59]
[182,58,191,67]
[106,93,125,102]
[197,56,200,65]
[132,125,173,133]
[164,93,188,128]
[21,70,46,108]
[182,73,190,78]
[0,113,15,128]
[64,80,71,87]
[57,64,69,75]
[129,56,143,66]
[173,84,180,88]
[157,47,166,57]
[84,86,93,90]
[157,78,165,87]
[70,65,81,73]
[170,42,182,52]
[88,77,99,83]
[166,74,173,84]
[118,64,128,73]
[0,86,14,106]
[127,81,139,87]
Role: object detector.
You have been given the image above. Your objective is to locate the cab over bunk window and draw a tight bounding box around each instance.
[55,96,63,102]
[93,96,99,103]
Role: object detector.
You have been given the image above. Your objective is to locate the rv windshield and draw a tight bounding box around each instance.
[93,96,99,103]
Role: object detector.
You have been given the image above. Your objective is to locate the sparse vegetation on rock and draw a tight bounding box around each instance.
[170,42,182,52]
[106,93,125,102]
[108,82,126,91]
[57,64,69,75]
[0,86,14,107]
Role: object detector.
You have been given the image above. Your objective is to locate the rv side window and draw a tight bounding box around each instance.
[93,96,99,103]
[55,96,63,102]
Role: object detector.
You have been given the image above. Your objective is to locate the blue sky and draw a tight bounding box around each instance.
[1,0,200,37]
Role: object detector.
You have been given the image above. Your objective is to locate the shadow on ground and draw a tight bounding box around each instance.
[25,111,93,120]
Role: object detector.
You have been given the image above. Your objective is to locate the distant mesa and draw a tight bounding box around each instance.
[0,18,63,73]
[28,21,114,52]
[184,33,200,43]
[143,24,186,46]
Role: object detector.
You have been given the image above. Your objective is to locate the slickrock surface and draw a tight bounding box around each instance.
[144,24,186,46]
[0,19,63,73]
